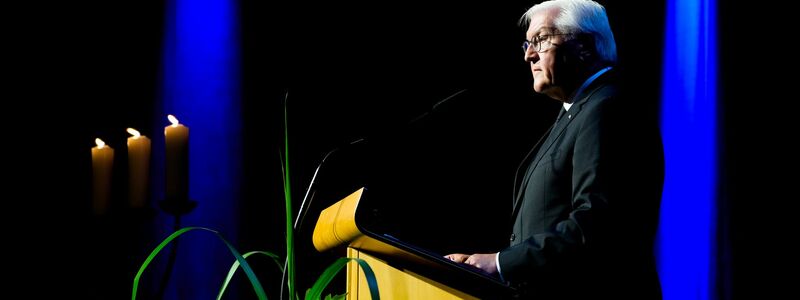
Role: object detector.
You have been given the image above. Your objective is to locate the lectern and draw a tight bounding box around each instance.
[312,188,516,299]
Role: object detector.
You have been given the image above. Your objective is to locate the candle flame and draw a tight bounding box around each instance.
[127,128,141,138]
[95,138,106,149]
[168,114,180,126]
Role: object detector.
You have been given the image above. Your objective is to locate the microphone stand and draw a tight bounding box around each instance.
[278,88,468,300]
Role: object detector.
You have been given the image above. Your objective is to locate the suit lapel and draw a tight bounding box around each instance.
[509,87,597,222]
[510,108,575,220]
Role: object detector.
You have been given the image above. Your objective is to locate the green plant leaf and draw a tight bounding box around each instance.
[305,257,379,300]
[217,250,283,300]
[282,92,297,300]
[131,227,267,300]
[324,293,347,300]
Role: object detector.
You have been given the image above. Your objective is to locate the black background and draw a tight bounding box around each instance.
[6,0,791,299]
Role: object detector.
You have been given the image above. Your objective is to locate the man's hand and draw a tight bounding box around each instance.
[444,253,498,274]
[444,253,470,263]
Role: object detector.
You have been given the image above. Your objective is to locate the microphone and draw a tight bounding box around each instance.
[292,137,364,230]
[280,88,469,300]
[406,88,469,126]
[292,88,468,231]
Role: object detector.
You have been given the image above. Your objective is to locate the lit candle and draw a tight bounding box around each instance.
[91,138,114,215]
[164,114,189,202]
[127,128,151,208]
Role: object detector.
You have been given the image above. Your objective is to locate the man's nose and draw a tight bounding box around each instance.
[524,49,538,63]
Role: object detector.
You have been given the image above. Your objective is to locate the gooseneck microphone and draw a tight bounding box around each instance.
[293,137,365,230]
[293,88,468,232]
[406,88,469,125]
[279,88,468,300]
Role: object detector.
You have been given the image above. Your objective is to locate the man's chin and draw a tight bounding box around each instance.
[533,84,548,94]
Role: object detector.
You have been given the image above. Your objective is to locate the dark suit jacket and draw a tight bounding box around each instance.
[499,70,664,299]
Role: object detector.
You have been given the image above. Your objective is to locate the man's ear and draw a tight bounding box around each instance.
[575,34,595,61]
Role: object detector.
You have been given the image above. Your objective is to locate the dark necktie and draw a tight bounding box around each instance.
[556,106,567,123]
[548,107,567,137]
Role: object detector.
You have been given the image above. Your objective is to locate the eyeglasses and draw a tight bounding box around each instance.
[522,34,571,53]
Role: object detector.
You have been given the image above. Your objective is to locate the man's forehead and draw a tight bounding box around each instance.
[527,25,557,37]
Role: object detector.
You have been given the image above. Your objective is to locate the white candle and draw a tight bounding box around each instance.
[164,114,189,202]
[91,138,114,215]
[127,128,151,208]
